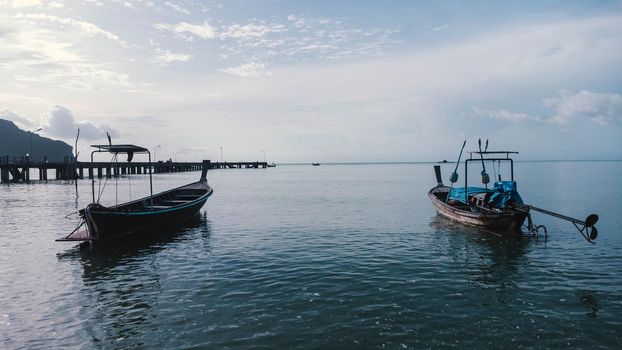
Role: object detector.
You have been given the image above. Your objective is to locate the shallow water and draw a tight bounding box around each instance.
[1,162,621,349]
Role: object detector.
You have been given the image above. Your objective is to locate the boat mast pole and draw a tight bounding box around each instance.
[91,150,96,203]
[464,157,469,206]
[148,151,153,207]
[447,140,466,203]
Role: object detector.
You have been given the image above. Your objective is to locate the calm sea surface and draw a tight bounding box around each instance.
[1,161,621,349]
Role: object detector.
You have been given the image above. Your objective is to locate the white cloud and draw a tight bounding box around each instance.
[286,14,307,28]
[219,22,286,39]
[0,92,48,105]
[210,15,400,65]
[545,90,622,125]
[1,5,620,161]
[0,13,136,90]
[183,15,622,160]
[472,107,542,123]
[7,0,41,8]
[41,105,118,140]
[154,21,215,40]
[164,1,190,15]
[0,108,34,128]
[12,13,125,45]
[219,62,270,78]
[474,90,622,126]
[47,1,63,9]
[152,49,191,65]
[152,15,398,67]
[286,15,332,29]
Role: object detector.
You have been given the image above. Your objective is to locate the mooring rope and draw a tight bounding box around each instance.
[492,160,501,180]
[96,153,117,203]
[64,211,80,220]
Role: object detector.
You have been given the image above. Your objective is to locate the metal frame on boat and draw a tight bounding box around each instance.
[429,150,528,236]
[58,144,213,242]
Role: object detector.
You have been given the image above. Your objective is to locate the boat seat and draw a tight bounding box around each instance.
[147,205,172,209]
[175,195,201,200]
[160,200,191,205]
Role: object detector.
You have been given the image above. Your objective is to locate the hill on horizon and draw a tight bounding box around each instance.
[0,119,73,162]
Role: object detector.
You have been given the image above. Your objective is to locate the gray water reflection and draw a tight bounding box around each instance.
[2,162,621,349]
[429,216,531,303]
[56,213,211,348]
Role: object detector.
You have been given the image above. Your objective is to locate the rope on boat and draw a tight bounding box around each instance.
[60,219,86,241]
[72,217,85,233]
[96,153,117,203]
[64,211,80,220]
[492,160,501,179]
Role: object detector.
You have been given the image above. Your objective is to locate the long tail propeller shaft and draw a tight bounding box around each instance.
[522,204,599,243]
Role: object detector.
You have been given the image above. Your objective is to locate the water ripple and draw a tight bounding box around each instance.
[1,163,621,349]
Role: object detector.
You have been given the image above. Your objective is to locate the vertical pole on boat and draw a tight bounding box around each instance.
[447,140,466,203]
[200,160,210,182]
[464,159,468,206]
[434,165,442,186]
[91,150,96,203]
[148,151,153,207]
[478,139,490,189]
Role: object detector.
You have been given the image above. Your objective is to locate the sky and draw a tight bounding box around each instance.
[0,0,621,162]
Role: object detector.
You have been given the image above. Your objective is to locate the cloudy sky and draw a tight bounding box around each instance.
[1,0,621,162]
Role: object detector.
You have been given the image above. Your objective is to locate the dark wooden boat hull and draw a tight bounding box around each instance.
[428,185,527,236]
[83,181,212,241]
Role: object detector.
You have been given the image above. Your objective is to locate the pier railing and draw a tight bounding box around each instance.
[0,156,270,183]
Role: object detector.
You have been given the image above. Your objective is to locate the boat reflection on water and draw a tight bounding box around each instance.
[57,211,211,274]
[56,212,211,348]
[580,290,600,317]
[429,215,532,303]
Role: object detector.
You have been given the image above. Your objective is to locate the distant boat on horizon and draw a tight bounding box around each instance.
[312,162,320,166]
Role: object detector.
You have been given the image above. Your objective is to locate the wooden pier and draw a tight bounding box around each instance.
[0,156,270,183]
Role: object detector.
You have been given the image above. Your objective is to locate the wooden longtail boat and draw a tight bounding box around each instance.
[428,141,599,242]
[428,184,528,236]
[58,144,213,242]
[428,149,528,236]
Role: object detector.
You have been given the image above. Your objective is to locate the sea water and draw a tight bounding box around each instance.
[1,161,621,349]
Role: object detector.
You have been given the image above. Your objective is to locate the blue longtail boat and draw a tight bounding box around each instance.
[428,141,598,242]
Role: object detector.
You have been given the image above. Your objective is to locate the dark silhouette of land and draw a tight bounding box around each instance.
[0,119,72,162]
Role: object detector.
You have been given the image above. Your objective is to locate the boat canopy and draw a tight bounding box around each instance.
[449,187,491,204]
[89,144,153,204]
[449,181,523,209]
[90,144,149,153]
